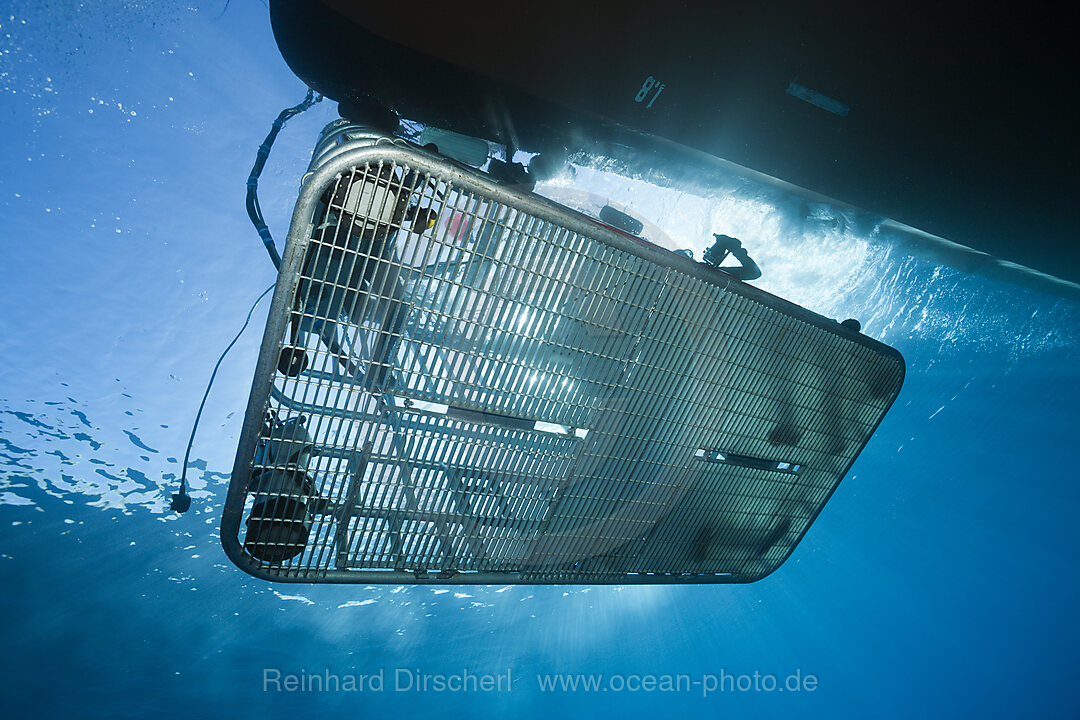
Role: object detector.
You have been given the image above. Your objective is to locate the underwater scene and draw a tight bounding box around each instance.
[2,2,1078,718]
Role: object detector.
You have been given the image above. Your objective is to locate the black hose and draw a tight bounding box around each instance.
[246,89,321,269]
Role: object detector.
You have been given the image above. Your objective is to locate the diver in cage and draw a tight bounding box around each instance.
[277,163,438,391]
[702,233,761,281]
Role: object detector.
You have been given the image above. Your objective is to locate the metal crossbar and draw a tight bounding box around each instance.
[221,121,905,584]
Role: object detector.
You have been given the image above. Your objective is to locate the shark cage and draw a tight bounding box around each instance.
[220,120,904,584]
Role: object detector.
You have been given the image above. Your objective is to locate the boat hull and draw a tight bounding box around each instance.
[270,0,1079,291]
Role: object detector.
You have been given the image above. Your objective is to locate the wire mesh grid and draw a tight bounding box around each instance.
[221,125,904,584]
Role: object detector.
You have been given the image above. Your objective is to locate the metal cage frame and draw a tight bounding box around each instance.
[221,122,904,584]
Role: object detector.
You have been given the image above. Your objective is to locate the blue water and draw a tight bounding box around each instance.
[2,3,1078,718]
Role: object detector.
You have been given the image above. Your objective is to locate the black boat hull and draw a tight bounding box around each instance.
[270,0,1079,292]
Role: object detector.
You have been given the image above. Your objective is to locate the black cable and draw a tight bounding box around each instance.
[246,88,321,269]
[172,91,320,512]
[171,284,276,513]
